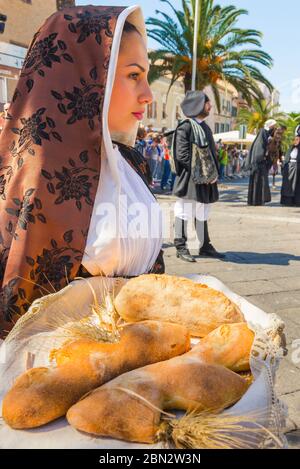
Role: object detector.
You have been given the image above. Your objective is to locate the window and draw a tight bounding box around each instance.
[231,106,237,117]
[147,101,157,119]
[225,124,230,132]
[220,123,225,133]
[215,123,220,133]
[162,102,167,120]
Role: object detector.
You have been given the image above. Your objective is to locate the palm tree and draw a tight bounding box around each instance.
[237,99,285,133]
[278,112,300,152]
[146,0,274,111]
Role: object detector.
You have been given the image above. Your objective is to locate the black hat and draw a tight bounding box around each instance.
[180,91,210,118]
[295,125,300,137]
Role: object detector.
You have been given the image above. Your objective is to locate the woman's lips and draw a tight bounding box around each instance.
[132,112,144,120]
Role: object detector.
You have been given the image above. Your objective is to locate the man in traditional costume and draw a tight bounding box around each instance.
[172,91,224,262]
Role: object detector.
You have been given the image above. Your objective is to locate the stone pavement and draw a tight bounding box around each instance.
[155,175,300,448]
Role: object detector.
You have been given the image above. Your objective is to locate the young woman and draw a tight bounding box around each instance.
[0,5,164,338]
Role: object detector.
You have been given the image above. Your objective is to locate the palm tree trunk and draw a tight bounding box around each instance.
[184,72,192,93]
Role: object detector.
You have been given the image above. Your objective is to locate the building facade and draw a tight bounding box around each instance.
[259,82,280,108]
[142,76,240,134]
[204,80,239,134]
[0,0,75,109]
[0,1,258,134]
[143,76,185,131]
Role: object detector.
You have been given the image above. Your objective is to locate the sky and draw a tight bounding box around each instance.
[76,0,299,112]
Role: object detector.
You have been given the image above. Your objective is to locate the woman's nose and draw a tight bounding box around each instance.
[139,81,153,105]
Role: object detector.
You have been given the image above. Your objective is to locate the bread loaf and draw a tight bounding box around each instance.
[192,322,254,372]
[67,361,248,443]
[114,274,244,337]
[2,321,190,429]
[67,323,253,443]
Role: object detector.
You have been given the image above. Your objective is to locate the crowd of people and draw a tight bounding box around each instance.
[245,120,300,206]
[134,120,300,209]
[135,126,249,193]
[216,143,249,181]
[135,125,176,191]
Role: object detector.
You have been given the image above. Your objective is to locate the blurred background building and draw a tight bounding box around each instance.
[0,0,75,110]
[0,0,279,132]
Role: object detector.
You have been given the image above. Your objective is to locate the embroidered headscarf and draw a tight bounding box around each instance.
[0,5,162,338]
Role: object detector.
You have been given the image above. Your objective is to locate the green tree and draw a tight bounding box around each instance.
[237,99,285,133]
[146,0,274,111]
[278,112,300,153]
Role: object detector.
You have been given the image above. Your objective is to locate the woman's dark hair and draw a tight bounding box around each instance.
[123,21,141,36]
[120,21,142,50]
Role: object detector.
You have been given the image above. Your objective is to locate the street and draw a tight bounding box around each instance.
[156,175,300,448]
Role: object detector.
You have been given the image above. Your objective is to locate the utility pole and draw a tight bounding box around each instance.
[191,0,200,91]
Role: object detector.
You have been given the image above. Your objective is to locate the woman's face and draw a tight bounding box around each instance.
[108,31,153,135]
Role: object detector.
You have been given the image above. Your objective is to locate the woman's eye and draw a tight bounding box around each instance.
[129,73,139,80]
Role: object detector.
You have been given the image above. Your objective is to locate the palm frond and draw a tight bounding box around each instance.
[146,0,274,104]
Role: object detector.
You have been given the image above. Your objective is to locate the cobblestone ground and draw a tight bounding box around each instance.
[155,175,300,448]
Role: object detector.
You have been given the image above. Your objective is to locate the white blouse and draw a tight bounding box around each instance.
[290,147,299,163]
[82,145,163,277]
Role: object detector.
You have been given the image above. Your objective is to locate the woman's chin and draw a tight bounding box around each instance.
[110,128,137,146]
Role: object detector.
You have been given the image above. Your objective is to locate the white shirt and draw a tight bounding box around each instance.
[82,145,163,277]
[290,147,298,163]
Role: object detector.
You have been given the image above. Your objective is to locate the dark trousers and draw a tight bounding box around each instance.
[160,159,171,189]
[169,171,176,191]
[174,218,210,252]
[219,164,225,180]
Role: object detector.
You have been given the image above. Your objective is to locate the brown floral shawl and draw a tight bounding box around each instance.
[0,5,164,339]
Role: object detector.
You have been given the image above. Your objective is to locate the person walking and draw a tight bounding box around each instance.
[172,90,225,262]
[246,119,277,206]
[160,136,171,190]
[146,135,161,182]
[281,125,300,206]
[218,144,228,181]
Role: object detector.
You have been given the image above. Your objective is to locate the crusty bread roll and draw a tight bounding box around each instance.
[114,274,244,336]
[67,323,253,443]
[67,351,249,443]
[193,322,254,372]
[2,321,190,429]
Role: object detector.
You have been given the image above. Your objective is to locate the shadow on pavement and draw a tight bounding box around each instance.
[222,251,300,265]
